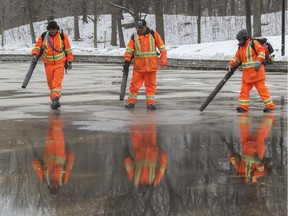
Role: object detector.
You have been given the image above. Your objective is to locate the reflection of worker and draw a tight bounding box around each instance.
[32,112,74,195]
[228,114,275,183]
[124,124,167,193]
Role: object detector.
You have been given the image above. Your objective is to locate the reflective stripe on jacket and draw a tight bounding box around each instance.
[229,38,266,83]
[32,31,73,64]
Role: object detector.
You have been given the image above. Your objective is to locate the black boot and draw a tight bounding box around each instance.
[236,107,247,113]
[125,103,135,109]
[263,107,274,113]
[147,104,156,110]
[51,97,61,109]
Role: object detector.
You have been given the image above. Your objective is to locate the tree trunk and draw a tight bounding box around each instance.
[93,17,97,48]
[111,13,117,46]
[27,0,36,44]
[224,0,227,16]
[245,0,252,36]
[117,18,125,47]
[231,0,236,15]
[197,1,201,43]
[1,30,4,47]
[74,15,81,41]
[93,0,98,48]
[0,9,4,47]
[154,0,165,42]
[82,0,88,24]
[253,0,262,37]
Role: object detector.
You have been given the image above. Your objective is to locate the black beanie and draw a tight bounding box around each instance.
[47,21,59,30]
[236,29,248,40]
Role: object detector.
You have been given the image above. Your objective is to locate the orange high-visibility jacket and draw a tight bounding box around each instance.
[124,124,167,187]
[229,38,266,83]
[32,116,74,186]
[124,29,167,73]
[32,31,73,64]
[229,115,275,183]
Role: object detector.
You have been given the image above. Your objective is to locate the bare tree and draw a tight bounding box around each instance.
[0,2,7,47]
[231,0,236,15]
[111,13,118,46]
[88,0,104,48]
[74,15,81,41]
[25,0,36,43]
[196,1,202,43]
[245,0,252,36]
[153,0,165,42]
[253,0,262,36]
[108,0,150,47]
[116,11,125,47]
[81,0,88,24]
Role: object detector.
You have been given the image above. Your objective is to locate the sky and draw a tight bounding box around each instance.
[0,13,287,61]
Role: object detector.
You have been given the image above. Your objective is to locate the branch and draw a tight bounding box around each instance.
[87,15,95,22]
[108,1,135,18]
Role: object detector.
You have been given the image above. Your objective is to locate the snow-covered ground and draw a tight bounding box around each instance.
[0,13,287,61]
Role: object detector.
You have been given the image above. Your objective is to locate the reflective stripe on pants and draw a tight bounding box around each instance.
[239,79,275,110]
[45,62,65,100]
[128,71,156,105]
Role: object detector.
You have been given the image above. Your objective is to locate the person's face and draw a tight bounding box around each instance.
[49,28,58,36]
[237,38,245,46]
[137,26,147,35]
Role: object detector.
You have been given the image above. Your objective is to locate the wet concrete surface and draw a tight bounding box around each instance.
[0,62,287,216]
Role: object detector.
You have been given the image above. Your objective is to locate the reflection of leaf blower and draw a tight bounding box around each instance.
[32,147,45,167]
[222,137,241,160]
[22,49,43,88]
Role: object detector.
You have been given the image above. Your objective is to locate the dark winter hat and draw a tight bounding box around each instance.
[47,20,59,30]
[236,29,248,40]
[137,19,147,28]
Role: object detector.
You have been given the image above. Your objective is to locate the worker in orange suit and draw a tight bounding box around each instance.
[32,20,73,109]
[123,19,167,110]
[228,114,275,183]
[32,112,74,195]
[124,123,167,194]
[228,29,275,113]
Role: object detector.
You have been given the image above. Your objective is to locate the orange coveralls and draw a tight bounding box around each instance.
[229,114,275,183]
[229,38,275,111]
[32,31,73,101]
[124,124,167,187]
[32,114,74,188]
[124,29,167,105]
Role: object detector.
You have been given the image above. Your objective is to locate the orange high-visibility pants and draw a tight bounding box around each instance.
[45,62,65,101]
[128,71,156,105]
[239,79,275,111]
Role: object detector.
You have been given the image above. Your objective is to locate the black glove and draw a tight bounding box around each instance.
[123,60,130,72]
[32,55,38,63]
[65,62,72,70]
